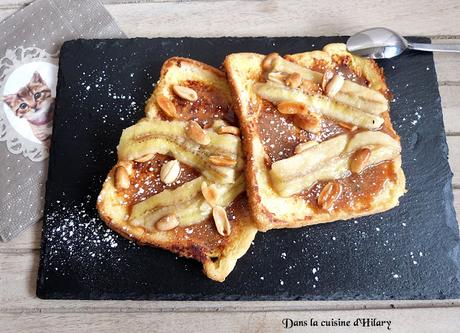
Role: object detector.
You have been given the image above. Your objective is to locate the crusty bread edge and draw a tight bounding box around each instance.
[224,53,274,231]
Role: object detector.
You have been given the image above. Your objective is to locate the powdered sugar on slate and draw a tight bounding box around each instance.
[44,195,136,278]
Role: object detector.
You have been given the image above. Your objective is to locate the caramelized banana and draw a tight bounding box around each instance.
[254,82,384,130]
[267,55,388,113]
[118,119,244,184]
[270,132,401,197]
[130,175,245,229]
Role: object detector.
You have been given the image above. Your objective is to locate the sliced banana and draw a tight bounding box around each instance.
[129,175,245,229]
[270,132,401,197]
[117,119,244,184]
[267,54,388,113]
[254,82,384,130]
[345,131,401,153]
[271,54,322,82]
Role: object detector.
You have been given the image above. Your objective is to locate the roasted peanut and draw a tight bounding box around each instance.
[217,125,240,136]
[155,214,180,231]
[293,113,321,134]
[114,166,130,190]
[172,85,198,102]
[160,159,181,184]
[318,181,342,211]
[212,206,231,236]
[201,181,218,207]
[325,75,345,97]
[262,52,279,71]
[186,120,211,145]
[156,95,178,118]
[209,155,237,167]
[350,148,371,174]
[277,101,307,115]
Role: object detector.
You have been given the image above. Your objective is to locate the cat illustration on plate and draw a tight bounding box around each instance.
[2,71,54,147]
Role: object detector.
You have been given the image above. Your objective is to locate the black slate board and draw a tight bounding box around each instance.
[37,37,460,300]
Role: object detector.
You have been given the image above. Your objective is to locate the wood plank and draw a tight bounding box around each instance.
[441,86,460,135]
[433,39,460,84]
[0,0,178,8]
[448,137,460,186]
[0,7,13,21]
[0,0,186,5]
[1,308,460,333]
[1,251,460,312]
[102,0,460,38]
[0,221,41,251]
[2,1,460,39]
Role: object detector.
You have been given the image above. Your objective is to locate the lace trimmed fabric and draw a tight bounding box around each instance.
[0,47,58,162]
[0,0,126,242]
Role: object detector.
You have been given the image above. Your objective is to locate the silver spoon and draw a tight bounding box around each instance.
[346,27,460,59]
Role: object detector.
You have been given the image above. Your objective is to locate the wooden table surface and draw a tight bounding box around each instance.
[1,1,459,332]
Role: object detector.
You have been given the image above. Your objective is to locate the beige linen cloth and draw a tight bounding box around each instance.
[0,0,125,241]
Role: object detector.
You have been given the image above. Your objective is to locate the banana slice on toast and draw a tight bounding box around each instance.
[97,57,257,282]
[224,44,406,231]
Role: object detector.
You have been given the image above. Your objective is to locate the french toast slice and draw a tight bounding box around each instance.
[97,57,257,282]
[224,43,406,231]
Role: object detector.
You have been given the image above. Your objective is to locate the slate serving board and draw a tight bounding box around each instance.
[37,37,460,300]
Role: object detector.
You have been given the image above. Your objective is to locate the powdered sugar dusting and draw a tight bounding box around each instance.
[43,195,136,279]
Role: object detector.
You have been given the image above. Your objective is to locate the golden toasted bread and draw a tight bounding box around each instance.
[224,43,406,231]
[97,57,257,282]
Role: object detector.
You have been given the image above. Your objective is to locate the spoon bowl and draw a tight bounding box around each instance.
[346,28,408,59]
[347,27,460,59]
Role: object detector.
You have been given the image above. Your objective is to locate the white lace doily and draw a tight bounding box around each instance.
[0,47,58,162]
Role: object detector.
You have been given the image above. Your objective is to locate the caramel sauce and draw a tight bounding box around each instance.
[309,59,329,74]
[122,154,200,206]
[335,64,369,86]
[171,80,236,128]
[120,155,249,250]
[173,194,250,251]
[257,101,350,165]
[300,161,397,213]
[257,57,398,210]
[310,59,369,87]
[257,101,309,164]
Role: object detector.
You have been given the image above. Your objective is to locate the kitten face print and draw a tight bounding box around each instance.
[3,71,54,121]
[2,62,57,147]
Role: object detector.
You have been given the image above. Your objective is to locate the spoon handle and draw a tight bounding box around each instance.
[407,42,460,53]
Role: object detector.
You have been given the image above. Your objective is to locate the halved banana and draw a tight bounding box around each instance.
[131,177,204,221]
[333,91,388,115]
[345,131,401,153]
[271,54,323,82]
[130,174,246,229]
[254,82,384,130]
[118,119,244,184]
[267,55,388,114]
[270,131,401,197]
[270,134,348,182]
[132,199,211,230]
